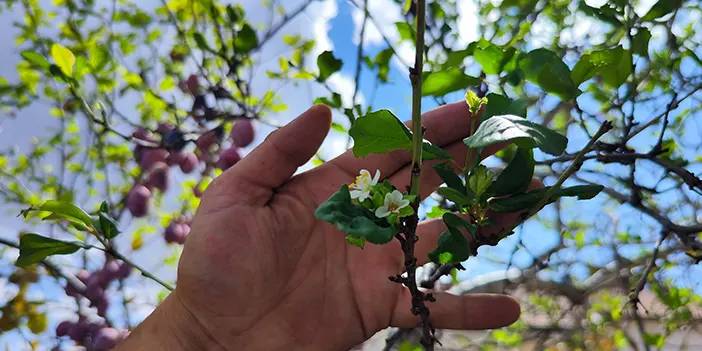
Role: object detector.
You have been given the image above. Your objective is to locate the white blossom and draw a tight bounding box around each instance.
[375,190,410,218]
[349,169,380,202]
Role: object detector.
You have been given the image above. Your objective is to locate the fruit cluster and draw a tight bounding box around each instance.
[56,319,129,350]
[57,259,131,349]
[126,74,256,219]
[64,260,132,317]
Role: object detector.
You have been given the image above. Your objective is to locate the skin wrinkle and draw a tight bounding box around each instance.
[271,194,315,273]
[275,240,322,347]
[171,291,230,351]
[189,212,270,320]
[222,227,317,346]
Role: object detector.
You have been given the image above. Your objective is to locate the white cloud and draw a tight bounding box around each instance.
[457,0,480,46]
[351,0,402,46]
[350,0,413,70]
[311,0,338,55]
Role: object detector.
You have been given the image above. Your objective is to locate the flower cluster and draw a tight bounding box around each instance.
[348,169,414,224]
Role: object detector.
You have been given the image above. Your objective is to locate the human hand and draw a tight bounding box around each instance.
[118,103,523,351]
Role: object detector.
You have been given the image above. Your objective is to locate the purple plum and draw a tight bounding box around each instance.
[230,119,254,147]
[126,185,151,218]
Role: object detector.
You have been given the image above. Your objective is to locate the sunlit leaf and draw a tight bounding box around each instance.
[422,68,479,96]
[519,48,579,99]
[349,109,411,157]
[50,43,75,77]
[464,114,568,155]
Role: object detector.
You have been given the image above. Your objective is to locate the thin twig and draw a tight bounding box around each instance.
[102,246,174,291]
[628,230,669,307]
[530,121,613,214]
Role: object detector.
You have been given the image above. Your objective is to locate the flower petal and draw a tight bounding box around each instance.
[372,170,380,184]
[375,207,390,218]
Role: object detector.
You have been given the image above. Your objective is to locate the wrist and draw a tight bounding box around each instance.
[115,290,226,351]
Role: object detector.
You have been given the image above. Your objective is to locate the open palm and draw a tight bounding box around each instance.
[170,103,521,350]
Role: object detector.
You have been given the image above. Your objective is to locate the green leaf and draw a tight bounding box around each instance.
[21,51,50,70]
[642,333,666,348]
[632,28,651,57]
[444,48,472,68]
[16,233,84,267]
[395,22,414,41]
[428,227,471,264]
[316,50,343,82]
[193,32,211,51]
[467,165,493,198]
[34,200,95,231]
[426,206,450,219]
[488,147,534,196]
[433,163,464,193]
[483,93,527,121]
[578,2,621,26]
[437,187,471,206]
[463,114,568,156]
[345,235,366,248]
[314,92,343,108]
[234,23,258,53]
[557,185,604,199]
[50,43,75,77]
[519,48,578,99]
[574,230,586,249]
[402,0,412,14]
[642,0,682,21]
[349,109,411,157]
[571,46,632,87]
[473,40,508,74]
[315,186,396,244]
[373,48,394,82]
[422,68,480,96]
[422,141,451,160]
[97,201,120,239]
[465,90,488,115]
[442,212,475,233]
[226,4,243,23]
[487,185,604,212]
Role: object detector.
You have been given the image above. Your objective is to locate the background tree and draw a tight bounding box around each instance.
[0,0,700,350]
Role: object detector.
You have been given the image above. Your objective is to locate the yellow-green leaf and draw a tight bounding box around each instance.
[50,43,75,77]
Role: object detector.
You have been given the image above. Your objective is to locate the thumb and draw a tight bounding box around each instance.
[212,105,332,206]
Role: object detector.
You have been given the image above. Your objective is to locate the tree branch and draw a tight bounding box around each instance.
[391,1,436,349]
